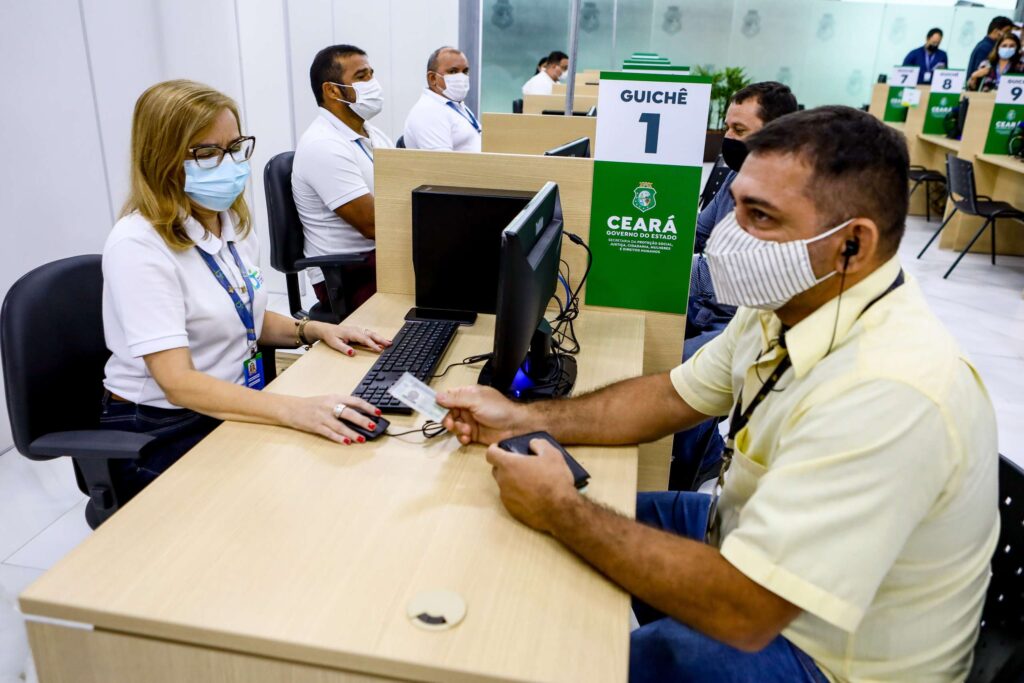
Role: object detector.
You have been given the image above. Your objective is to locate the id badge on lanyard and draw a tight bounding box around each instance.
[196,243,265,390]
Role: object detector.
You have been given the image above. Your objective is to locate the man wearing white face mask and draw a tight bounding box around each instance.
[403,46,480,152]
[293,44,393,313]
[432,107,998,682]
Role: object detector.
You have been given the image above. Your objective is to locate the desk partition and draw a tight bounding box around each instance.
[553,82,599,98]
[374,149,683,490]
[481,113,597,154]
[522,93,597,115]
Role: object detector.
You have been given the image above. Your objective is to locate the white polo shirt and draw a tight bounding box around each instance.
[403,88,482,152]
[522,71,556,96]
[292,108,392,284]
[102,212,268,409]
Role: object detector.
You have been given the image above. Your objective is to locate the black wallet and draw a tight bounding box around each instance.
[497,431,591,490]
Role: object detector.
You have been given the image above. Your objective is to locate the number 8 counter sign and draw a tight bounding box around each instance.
[585,71,711,314]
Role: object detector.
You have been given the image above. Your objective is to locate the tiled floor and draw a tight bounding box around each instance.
[0,214,1021,682]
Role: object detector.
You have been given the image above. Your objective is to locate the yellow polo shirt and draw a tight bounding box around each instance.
[671,256,999,683]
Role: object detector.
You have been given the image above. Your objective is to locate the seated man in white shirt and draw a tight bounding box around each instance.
[403,46,481,152]
[522,50,568,96]
[292,44,393,313]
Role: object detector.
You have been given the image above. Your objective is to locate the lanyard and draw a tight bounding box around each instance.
[924,49,936,73]
[195,243,257,353]
[354,138,373,162]
[446,101,481,132]
[704,269,905,543]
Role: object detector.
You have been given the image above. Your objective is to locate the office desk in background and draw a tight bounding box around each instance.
[20,294,643,683]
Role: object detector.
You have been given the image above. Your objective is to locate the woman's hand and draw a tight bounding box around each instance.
[280,394,382,445]
[308,321,392,357]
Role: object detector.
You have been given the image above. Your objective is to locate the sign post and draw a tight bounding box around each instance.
[883,66,920,122]
[922,69,964,135]
[585,72,711,314]
[984,74,1024,154]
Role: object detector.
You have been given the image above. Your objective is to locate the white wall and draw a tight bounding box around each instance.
[0,0,460,453]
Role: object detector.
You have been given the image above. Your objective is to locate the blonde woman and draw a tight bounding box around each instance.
[101,80,390,498]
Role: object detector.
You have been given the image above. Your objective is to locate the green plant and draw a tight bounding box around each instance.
[694,64,753,130]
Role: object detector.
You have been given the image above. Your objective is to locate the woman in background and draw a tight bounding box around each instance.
[969,31,1023,91]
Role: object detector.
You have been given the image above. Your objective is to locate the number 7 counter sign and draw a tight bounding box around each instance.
[985,74,1024,155]
[585,72,711,315]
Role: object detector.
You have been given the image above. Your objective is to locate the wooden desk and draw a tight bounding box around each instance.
[523,94,597,115]
[553,82,599,98]
[374,149,686,490]
[918,133,961,153]
[481,113,596,155]
[21,294,642,683]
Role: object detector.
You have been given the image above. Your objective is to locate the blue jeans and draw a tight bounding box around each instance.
[630,492,829,683]
[99,391,220,500]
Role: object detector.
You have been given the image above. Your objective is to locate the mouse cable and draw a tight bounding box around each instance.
[430,352,493,380]
[386,420,446,440]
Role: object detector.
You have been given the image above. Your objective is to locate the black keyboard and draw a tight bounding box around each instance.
[352,320,459,413]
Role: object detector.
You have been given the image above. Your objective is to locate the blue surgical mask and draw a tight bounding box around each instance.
[999,46,1017,60]
[183,158,251,211]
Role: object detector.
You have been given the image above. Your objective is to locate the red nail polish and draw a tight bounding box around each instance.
[347,349,354,356]
[367,423,375,429]
[357,436,365,443]
[343,438,351,445]
[374,409,382,416]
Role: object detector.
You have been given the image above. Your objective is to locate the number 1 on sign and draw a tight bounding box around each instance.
[639,112,660,154]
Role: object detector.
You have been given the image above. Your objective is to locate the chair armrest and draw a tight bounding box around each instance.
[294,254,368,269]
[29,430,154,460]
[977,194,995,201]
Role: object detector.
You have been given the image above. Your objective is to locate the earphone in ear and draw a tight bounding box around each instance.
[842,239,860,258]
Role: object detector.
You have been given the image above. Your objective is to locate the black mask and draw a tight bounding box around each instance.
[721,136,749,172]
[926,44,938,53]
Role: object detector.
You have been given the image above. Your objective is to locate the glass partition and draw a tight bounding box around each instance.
[481,0,1014,114]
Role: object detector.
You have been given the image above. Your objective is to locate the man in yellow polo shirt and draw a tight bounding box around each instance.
[437,106,999,682]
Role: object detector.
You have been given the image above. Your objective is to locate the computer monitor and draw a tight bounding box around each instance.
[586,105,597,116]
[541,109,588,116]
[478,182,577,399]
[544,137,590,158]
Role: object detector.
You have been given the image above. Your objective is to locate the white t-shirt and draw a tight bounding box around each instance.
[403,89,481,152]
[522,71,556,96]
[292,108,392,284]
[102,212,268,409]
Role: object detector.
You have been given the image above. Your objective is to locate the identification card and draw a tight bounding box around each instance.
[387,372,449,422]
[244,352,265,390]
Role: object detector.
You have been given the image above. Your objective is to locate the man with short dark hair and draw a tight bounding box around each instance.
[522,50,569,95]
[968,16,1015,77]
[292,44,392,312]
[403,46,481,152]
[437,106,998,682]
[903,28,948,84]
[672,82,798,490]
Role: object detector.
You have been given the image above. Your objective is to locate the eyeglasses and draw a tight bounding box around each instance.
[188,136,256,169]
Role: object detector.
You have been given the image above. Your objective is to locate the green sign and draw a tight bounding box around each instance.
[623,63,689,72]
[883,86,910,122]
[586,72,711,315]
[922,92,957,134]
[984,75,1024,154]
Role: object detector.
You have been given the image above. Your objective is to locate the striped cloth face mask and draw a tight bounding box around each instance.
[704,210,852,311]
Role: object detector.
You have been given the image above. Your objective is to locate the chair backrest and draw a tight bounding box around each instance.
[396,135,406,149]
[968,456,1024,683]
[946,154,980,215]
[1,255,108,459]
[263,151,305,274]
[698,163,733,212]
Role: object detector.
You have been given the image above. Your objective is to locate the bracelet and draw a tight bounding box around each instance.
[296,317,312,347]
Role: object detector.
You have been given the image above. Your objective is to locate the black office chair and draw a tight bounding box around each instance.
[967,456,1024,683]
[0,256,279,529]
[698,162,733,212]
[908,165,946,222]
[916,154,1024,279]
[513,98,524,114]
[396,135,406,149]
[264,151,369,323]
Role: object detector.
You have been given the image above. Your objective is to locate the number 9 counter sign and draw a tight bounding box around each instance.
[585,72,711,314]
[985,74,1024,155]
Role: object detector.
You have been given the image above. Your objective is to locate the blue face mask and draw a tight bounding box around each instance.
[183,158,251,212]
[999,46,1018,60]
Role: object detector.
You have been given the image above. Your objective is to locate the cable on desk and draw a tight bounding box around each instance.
[386,420,447,440]
[431,352,493,380]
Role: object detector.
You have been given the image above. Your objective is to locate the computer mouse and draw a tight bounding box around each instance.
[341,414,389,441]
[497,431,590,490]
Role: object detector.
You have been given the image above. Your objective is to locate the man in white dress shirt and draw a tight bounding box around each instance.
[522,50,568,96]
[292,44,393,312]
[403,46,481,152]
